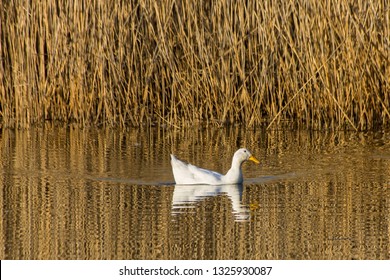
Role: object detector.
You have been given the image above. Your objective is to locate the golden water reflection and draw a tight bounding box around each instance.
[0,127,389,259]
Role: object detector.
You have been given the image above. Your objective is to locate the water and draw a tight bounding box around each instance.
[0,126,389,259]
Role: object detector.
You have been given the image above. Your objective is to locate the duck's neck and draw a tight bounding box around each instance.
[224,157,244,184]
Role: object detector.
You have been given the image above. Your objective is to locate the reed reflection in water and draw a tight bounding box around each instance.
[0,127,389,259]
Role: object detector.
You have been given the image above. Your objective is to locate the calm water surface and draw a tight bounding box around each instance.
[0,127,389,259]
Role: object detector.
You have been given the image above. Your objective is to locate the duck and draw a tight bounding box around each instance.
[170,148,260,185]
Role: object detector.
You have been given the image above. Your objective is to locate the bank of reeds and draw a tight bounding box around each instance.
[0,0,389,129]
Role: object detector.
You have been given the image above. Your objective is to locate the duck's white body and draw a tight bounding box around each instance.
[170,148,260,185]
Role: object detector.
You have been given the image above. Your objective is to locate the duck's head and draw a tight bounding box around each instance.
[234,148,260,164]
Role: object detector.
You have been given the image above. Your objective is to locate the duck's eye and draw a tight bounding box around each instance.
[244,150,247,153]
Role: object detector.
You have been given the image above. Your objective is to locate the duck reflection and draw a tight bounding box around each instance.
[171,184,249,221]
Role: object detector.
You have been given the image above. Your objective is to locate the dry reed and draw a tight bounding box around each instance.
[0,0,389,129]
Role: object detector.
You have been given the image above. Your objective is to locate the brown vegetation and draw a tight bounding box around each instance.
[0,0,389,129]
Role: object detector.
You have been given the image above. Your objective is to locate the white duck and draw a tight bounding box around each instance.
[170,148,260,185]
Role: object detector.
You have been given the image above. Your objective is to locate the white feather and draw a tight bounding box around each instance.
[170,148,259,185]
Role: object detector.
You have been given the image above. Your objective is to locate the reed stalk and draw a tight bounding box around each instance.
[0,0,389,130]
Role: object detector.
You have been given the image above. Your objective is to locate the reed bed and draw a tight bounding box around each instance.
[0,0,389,129]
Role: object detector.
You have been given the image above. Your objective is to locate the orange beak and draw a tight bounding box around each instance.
[249,155,260,164]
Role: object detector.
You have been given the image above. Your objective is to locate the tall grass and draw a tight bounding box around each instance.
[0,0,389,129]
